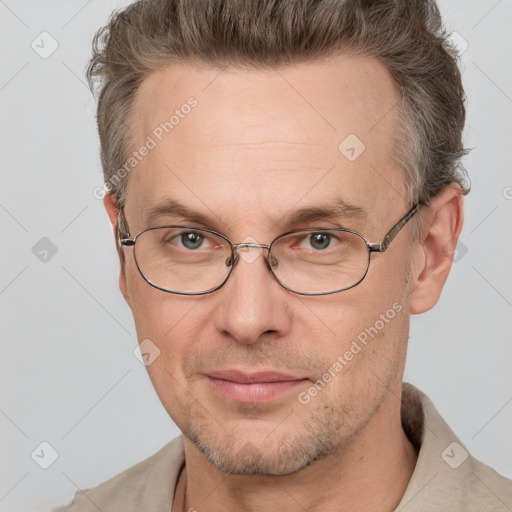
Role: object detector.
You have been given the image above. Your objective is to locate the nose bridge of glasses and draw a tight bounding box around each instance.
[228,242,278,269]
[232,242,270,251]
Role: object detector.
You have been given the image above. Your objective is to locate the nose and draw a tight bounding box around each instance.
[214,245,290,345]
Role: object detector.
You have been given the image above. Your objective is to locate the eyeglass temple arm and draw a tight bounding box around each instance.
[116,207,134,247]
[367,203,423,253]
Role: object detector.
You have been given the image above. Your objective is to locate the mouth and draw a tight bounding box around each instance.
[205,369,309,403]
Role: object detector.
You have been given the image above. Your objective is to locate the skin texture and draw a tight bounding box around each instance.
[104,54,464,511]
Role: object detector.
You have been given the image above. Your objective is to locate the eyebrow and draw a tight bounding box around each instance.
[143,196,367,230]
[281,198,367,226]
[144,200,216,228]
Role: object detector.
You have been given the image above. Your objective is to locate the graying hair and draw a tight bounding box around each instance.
[87,0,469,239]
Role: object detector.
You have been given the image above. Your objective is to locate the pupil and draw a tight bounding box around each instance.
[310,233,330,250]
[181,232,203,249]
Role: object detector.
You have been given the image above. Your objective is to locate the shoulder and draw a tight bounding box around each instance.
[54,436,185,512]
[463,455,512,511]
[398,383,512,511]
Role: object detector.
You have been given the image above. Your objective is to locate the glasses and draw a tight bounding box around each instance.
[119,204,420,296]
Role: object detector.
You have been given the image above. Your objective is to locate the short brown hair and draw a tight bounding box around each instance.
[87,0,469,232]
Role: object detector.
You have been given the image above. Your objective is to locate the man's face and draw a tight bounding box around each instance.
[120,55,416,475]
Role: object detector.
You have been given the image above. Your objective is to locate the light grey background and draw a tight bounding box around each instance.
[1,1,511,510]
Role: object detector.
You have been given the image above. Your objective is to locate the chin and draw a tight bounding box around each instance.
[183,415,344,476]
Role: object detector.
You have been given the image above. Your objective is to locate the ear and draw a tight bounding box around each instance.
[409,185,464,315]
[104,192,120,229]
[103,193,130,304]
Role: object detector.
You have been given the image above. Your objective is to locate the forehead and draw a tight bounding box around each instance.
[126,55,404,234]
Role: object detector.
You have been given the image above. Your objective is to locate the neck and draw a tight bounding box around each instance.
[177,382,417,512]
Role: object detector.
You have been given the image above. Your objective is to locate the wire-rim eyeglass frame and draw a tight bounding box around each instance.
[118,203,422,296]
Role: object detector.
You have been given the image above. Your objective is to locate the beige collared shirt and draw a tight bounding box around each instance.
[55,383,512,511]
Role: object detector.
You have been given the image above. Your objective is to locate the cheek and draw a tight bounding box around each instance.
[127,282,207,423]
[306,295,409,408]
[125,259,206,356]
[305,293,408,360]
[298,252,412,388]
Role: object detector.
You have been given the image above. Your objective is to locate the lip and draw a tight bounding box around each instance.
[205,369,309,403]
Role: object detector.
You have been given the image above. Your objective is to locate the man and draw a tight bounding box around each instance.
[57,0,512,510]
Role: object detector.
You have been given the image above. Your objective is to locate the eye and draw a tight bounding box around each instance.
[308,232,331,250]
[179,232,204,249]
[289,231,352,253]
[177,231,205,250]
[298,232,336,251]
[157,228,227,255]
[160,230,210,251]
